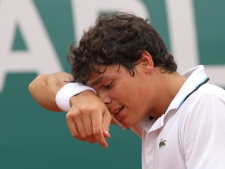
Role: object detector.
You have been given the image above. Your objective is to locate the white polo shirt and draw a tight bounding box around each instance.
[130,65,225,169]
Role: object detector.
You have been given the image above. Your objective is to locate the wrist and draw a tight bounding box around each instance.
[55,82,96,112]
[69,90,96,106]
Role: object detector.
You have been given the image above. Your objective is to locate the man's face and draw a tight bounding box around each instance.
[86,64,153,128]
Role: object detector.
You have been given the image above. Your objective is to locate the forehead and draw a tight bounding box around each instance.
[87,64,123,86]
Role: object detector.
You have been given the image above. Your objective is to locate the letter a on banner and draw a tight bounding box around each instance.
[0,0,62,92]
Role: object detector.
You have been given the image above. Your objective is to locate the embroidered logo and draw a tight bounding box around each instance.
[159,139,166,148]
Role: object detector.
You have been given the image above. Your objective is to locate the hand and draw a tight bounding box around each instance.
[66,90,112,148]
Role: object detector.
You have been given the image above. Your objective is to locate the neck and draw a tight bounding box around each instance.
[149,70,186,119]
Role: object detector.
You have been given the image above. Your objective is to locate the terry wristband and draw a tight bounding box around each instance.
[55,82,96,112]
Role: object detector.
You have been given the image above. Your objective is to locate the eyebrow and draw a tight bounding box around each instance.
[90,76,109,87]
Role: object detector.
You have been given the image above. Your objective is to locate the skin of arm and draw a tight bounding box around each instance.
[67,90,112,148]
[28,72,112,148]
[28,72,73,112]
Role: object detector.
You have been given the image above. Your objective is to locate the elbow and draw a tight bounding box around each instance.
[28,75,50,106]
[28,75,44,97]
[28,74,62,112]
[28,77,36,95]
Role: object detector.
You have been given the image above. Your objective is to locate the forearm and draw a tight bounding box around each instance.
[29,72,116,148]
[28,72,73,112]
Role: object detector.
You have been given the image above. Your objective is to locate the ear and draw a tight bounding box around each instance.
[139,51,154,74]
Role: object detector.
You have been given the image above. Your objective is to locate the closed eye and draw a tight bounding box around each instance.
[104,81,113,89]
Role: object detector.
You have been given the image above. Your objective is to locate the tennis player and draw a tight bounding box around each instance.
[29,12,225,169]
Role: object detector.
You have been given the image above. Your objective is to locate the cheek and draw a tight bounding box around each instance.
[113,86,140,107]
[110,79,143,104]
[114,82,135,96]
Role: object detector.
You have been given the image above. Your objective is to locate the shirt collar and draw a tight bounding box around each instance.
[139,65,209,133]
[165,65,208,113]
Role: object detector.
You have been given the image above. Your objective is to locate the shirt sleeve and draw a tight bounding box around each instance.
[181,94,225,169]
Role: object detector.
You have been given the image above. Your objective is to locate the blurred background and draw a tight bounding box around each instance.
[0,0,225,168]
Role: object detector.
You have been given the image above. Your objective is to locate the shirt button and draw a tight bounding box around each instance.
[147,150,153,156]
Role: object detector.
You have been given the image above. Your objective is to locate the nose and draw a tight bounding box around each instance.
[98,91,112,105]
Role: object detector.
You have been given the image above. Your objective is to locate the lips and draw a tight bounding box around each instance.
[112,106,124,117]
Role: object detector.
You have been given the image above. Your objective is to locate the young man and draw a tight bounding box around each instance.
[29,12,225,169]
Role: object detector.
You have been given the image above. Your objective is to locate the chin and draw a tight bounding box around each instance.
[121,120,137,129]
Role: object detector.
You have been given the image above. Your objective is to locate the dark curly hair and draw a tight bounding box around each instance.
[68,12,177,84]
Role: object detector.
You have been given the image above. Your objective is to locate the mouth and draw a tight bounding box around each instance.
[113,106,124,117]
[111,106,126,129]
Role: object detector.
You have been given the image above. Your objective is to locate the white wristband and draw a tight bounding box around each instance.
[55,82,96,112]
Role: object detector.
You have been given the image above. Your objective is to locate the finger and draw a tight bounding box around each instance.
[102,110,112,135]
[82,115,97,143]
[74,116,90,141]
[103,130,110,139]
[91,113,108,148]
[66,113,82,140]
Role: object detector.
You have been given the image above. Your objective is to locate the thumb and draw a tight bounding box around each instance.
[102,110,112,137]
[103,130,111,138]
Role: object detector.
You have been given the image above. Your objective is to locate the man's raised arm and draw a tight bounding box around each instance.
[28,72,112,148]
[28,72,73,112]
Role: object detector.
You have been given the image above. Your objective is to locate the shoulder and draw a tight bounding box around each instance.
[178,83,225,130]
[184,83,225,108]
